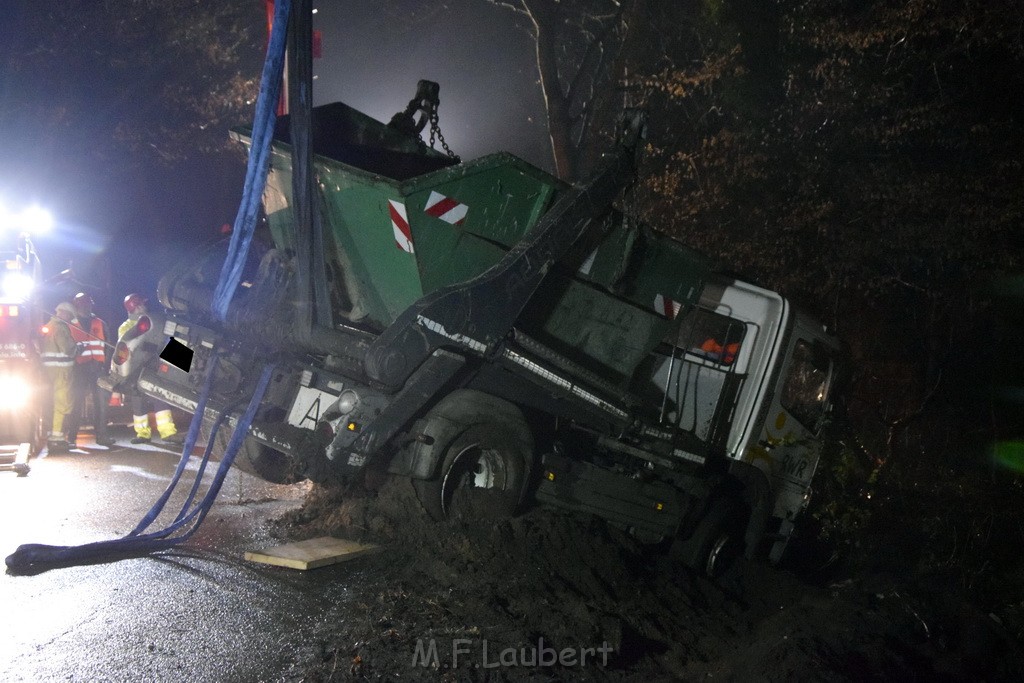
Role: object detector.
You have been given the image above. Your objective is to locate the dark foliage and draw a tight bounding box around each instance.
[553,0,1024,623]
[1,0,264,165]
[293,0,1024,657]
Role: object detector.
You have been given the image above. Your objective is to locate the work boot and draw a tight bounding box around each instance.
[95,436,116,447]
[47,440,70,454]
[161,432,184,445]
[131,436,151,445]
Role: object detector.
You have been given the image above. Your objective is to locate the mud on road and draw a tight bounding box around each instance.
[275,478,1021,681]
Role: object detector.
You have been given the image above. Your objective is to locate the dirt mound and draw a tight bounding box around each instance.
[274,478,1022,681]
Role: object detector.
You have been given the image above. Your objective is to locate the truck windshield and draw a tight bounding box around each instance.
[781,339,832,432]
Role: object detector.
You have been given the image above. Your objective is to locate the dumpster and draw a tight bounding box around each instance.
[232,100,708,384]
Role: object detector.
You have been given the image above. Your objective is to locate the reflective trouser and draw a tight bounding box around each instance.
[154,409,177,439]
[130,393,177,440]
[45,365,73,440]
[132,413,152,440]
[65,363,109,442]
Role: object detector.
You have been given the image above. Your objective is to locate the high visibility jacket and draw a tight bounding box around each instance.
[70,315,108,366]
[118,313,142,339]
[40,316,76,368]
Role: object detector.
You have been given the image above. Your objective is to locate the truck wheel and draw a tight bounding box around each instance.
[201,419,304,485]
[673,498,746,578]
[414,423,530,521]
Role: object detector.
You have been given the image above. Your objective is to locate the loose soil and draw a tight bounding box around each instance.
[274,478,1022,681]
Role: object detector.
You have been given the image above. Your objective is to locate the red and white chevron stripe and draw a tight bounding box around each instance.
[654,293,682,319]
[424,190,469,225]
[388,199,414,253]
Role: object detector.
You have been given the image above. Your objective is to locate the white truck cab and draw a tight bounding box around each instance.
[642,274,841,563]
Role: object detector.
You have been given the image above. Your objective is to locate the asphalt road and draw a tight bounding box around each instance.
[0,429,368,682]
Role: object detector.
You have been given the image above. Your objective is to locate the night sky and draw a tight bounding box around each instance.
[313,1,551,168]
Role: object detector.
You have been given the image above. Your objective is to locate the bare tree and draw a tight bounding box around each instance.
[486,0,644,180]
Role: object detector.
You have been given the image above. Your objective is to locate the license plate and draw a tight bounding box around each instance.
[286,386,338,430]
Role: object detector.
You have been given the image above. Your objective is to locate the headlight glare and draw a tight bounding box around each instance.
[0,375,31,410]
[2,273,34,302]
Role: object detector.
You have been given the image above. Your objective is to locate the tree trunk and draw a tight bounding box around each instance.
[525,2,576,180]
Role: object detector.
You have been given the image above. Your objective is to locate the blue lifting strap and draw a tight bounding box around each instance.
[212,0,291,322]
[4,1,292,573]
[5,359,276,574]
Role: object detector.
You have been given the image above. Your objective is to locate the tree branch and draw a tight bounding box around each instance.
[483,0,531,19]
[565,0,630,105]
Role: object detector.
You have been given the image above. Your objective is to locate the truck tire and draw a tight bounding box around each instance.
[201,419,304,485]
[409,391,533,521]
[673,497,746,577]
[414,422,530,521]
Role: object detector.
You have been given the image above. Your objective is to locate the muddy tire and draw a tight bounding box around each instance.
[201,418,304,485]
[673,498,746,577]
[412,399,532,521]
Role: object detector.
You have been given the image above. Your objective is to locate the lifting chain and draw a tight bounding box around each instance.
[428,108,460,162]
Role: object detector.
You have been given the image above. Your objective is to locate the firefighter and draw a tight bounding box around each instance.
[65,292,114,447]
[119,293,182,444]
[41,301,77,454]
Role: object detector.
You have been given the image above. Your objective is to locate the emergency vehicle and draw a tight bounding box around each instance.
[0,204,50,475]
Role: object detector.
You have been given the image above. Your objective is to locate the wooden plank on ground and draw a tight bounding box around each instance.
[245,536,381,570]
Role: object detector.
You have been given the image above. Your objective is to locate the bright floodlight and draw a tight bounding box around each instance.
[0,374,31,411]
[2,272,34,302]
[20,205,53,234]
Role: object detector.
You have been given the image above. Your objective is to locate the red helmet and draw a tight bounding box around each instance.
[123,293,147,314]
[73,292,94,311]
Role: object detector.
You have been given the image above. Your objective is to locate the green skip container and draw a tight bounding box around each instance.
[232,101,709,385]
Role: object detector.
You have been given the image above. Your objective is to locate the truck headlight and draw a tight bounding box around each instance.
[337,390,360,414]
[112,341,130,366]
[0,375,31,410]
[1,273,34,302]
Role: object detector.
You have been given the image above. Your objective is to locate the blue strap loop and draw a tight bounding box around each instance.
[4,0,293,574]
[212,0,291,322]
[5,359,276,573]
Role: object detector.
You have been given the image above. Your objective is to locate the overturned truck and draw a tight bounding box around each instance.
[115,84,841,575]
